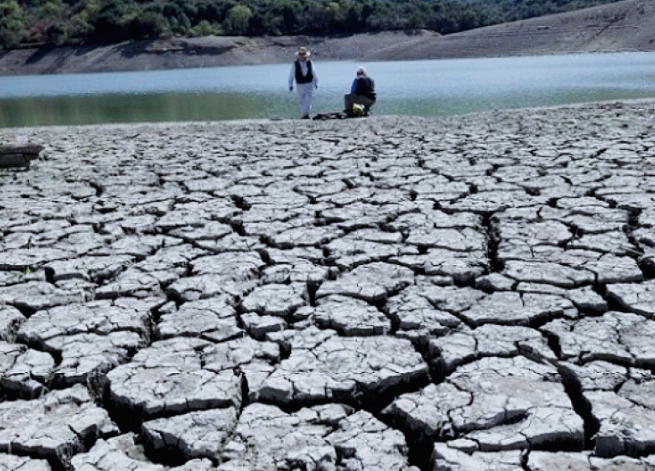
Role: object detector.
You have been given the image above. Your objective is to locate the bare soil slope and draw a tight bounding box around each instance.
[0,0,653,76]
[366,0,655,61]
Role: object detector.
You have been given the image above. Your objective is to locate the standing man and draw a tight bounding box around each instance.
[344,67,376,117]
[288,47,318,119]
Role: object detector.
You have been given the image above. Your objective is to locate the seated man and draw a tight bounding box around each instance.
[344,67,376,117]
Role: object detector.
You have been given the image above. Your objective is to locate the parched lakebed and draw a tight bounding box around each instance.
[2,102,655,470]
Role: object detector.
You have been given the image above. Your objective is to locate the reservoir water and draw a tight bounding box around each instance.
[1,52,654,127]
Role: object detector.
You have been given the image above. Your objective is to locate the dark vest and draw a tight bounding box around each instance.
[294,60,314,84]
[355,77,376,100]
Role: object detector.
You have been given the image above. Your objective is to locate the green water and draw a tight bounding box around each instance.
[0,93,268,127]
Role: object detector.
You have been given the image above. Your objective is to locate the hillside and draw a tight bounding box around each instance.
[366,0,655,60]
[0,0,653,76]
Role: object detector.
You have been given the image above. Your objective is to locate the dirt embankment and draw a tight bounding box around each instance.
[0,0,653,76]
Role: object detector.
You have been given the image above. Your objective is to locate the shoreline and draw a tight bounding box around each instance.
[3,96,655,131]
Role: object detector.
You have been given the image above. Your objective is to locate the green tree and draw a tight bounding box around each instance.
[227,4,252,34]
[87,0,137,43]
[0,0,25,49]
[129,11,171,39]
[45,21,69,45]
[0,0,632,49]
[190,19,222,36]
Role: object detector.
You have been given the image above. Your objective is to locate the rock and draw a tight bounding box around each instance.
[142,407,239,462]
[385,284,460,343]
[70,433,215,470]
[0,453,51,470]
[240,282,307,317]
[0,281,88,314]
[541,312,655,368]
[325,229,414,270]
[45,255,134,283]
[384,356,584,450]
[316,262,415,303]
[0,304,25,340]
[218,402,416,470]
[587,377,655,458]
[606,279,655,319]
[17,298,154,386]
[458,291,574,326]
[550,359,655,459]
[0,340,54,397]
[155,296,243,341]
[106,338,242,427]
[312,295,392,336]
[166,251,265,301]
[0,385,118,468]
[428,324,555,376]
[260,328,428,407]
[391,247,487,283]
[430,443,524,470]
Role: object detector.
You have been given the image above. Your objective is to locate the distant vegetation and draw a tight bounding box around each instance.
[0,0,622,50]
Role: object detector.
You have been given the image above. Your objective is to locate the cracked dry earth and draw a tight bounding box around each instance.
[2,100,655,471]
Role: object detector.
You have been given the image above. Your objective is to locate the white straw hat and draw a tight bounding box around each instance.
[296,47,310,57]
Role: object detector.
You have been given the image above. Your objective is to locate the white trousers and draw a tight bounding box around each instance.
[296,83,314,117]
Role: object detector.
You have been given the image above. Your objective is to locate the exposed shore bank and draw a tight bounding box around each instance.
[0,0,654,76]
[2,99,655,469]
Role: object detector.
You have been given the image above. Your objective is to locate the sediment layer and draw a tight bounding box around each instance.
[2,101,655,470]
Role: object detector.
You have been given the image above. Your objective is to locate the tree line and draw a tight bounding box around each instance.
[0,0,620,50]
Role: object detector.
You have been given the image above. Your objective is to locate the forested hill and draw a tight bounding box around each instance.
[0,0,623,50]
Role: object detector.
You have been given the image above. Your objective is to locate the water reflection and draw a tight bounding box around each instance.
[0,93,278,127]
[1,52,655,127]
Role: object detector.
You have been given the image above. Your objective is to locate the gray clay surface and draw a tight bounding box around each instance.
[2,101,655,470]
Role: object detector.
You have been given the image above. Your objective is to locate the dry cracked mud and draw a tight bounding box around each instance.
[2,100,655,470]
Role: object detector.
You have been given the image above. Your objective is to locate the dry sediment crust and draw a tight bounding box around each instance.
[2,100,655,470]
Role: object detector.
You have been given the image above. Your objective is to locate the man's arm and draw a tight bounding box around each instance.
[288,64,295,90]
[350,79,357,94]
[311,62,318,88]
